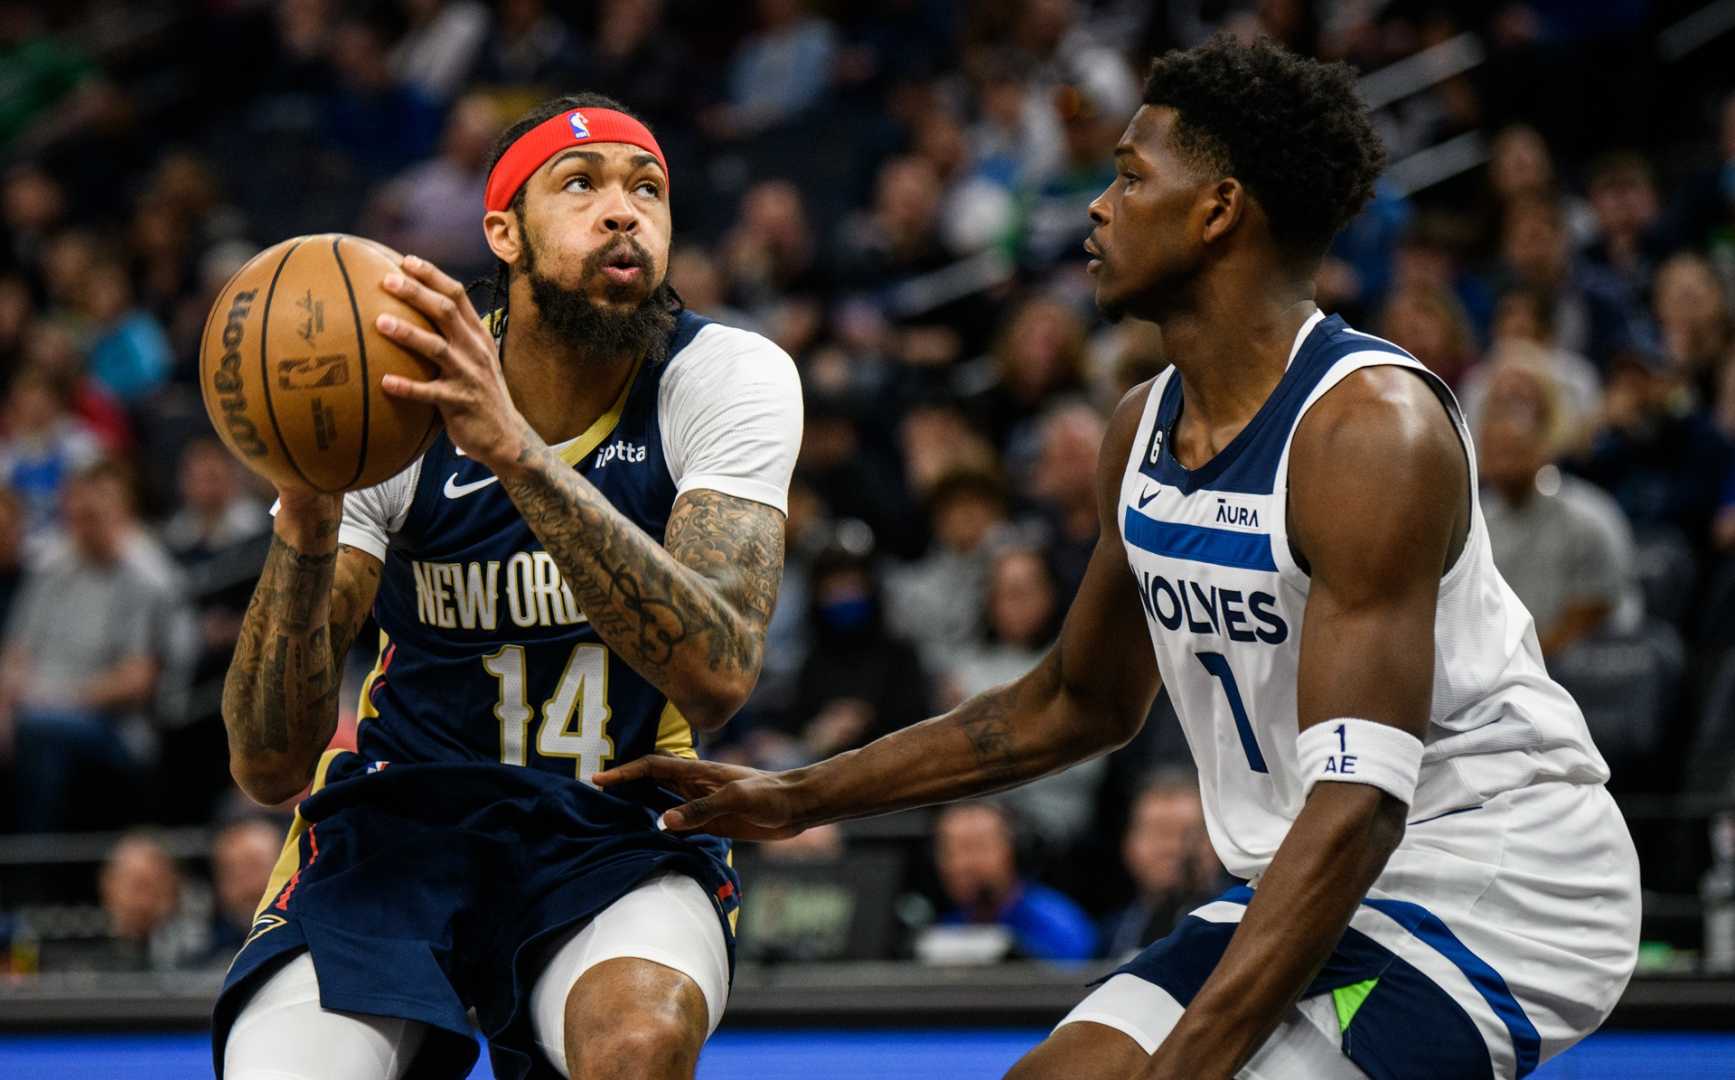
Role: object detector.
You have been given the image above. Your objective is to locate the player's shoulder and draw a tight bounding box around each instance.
[1295,318,1457,469]
[665,311,796,380]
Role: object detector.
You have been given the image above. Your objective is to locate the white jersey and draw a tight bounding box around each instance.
[1117,311,1609,881]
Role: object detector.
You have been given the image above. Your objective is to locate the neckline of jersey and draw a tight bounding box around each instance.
[1155,310,1334,489]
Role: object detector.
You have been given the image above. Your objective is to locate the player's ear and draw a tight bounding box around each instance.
[1199,178,1246,245]
[483,209,521,266]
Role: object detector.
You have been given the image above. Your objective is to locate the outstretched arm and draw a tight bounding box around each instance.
[596,384,1164,837]
[1143,366,1468,1079]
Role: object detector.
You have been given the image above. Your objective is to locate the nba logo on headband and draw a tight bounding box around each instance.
[569,112,590,139]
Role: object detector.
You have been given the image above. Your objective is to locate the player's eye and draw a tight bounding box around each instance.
[564,174,593,193]
[634,180,662,199]
[1121,171,1139,187]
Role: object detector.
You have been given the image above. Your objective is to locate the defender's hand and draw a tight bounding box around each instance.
[376,254,530,471]
[593,755,806,841]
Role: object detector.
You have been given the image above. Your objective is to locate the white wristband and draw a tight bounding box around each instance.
[1297,719,1423,805]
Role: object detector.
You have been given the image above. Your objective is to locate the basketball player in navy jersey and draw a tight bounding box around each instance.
[215,94,801,1080]
[601,39,1638,1080]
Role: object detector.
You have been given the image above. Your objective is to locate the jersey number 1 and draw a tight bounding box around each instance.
[1196,652,1269,773]
[483,643,615,783]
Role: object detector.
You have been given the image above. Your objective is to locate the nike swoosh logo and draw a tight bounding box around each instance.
[444,473,500,499]
[1137,486,1161,509]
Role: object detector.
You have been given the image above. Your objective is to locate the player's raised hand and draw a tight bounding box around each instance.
[374,254,530,470]
[593,755,806,841]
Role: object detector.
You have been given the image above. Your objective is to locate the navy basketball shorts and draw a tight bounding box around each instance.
[212,749,740,1080]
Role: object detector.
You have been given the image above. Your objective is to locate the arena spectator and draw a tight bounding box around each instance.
[1581,151,1667,298]
[1667,89,1735,262]
[1457,285,1601,439]
[206,817,286,961]
[1011,65,1130,279]
[1653,252,1733,399]
[1576,336,1735,547]
[947,543,1107,850]
[1,163,66,272]
[930,801,1096,962]
[95,832,206,971]
[157,440,272,825]
[467,0,582,95]
[958,295,1089,456]
[720,180,825,340]
[1101,770,1224,959]
[80,255,173,405]
[323,12,444,184]
[762,539,928,767]
[1377,281,1478,388]
[585,0,698,134]
[1480,363,1635,659]
[885,469,1008,673]
[1495,195,1642,371]
[0,365,104,555]
[2,463,185,832]
[707,0,838,140]
[0,486,22,627]
[1484,124,1595,248]
[364,93,502,283]
[390,0,490,103]
[1026,401,1104,603]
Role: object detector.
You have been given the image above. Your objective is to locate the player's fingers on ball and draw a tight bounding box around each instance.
[376,314,458,366]
[382,270,462,330]
[380,372,460,406]
[402,255,477,316]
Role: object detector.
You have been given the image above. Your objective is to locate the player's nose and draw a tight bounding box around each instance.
[599,188,639,234]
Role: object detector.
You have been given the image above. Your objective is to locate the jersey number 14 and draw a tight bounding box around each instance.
[483,643,616,783]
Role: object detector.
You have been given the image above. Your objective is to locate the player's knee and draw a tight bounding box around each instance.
[566,1001,703,1080]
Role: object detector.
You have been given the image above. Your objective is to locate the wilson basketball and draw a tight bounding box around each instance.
[199,234,443,493]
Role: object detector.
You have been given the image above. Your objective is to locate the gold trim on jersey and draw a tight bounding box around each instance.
[355,629,391,724]
[655,701,699,760]
[555,352,646,469]
[252,747,344,922]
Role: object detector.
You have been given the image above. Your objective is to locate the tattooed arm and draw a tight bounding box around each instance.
[222,493,382,804]
[595,384,1163,838]
[495,440,784,731]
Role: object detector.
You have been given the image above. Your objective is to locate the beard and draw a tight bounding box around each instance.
[518,228,678,363]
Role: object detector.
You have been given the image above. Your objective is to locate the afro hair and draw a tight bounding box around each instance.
[1143,35,1387,259]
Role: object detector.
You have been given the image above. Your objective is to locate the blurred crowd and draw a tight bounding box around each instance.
[3,0,1735,971]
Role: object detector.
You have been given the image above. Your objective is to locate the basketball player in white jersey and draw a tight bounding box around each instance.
[599,36,1640,1079]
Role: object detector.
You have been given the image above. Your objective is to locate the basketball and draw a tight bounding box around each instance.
[198,234,443,493]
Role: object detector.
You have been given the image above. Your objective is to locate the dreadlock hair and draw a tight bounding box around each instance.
[477,92,659,360]
[1142,35,1387,261]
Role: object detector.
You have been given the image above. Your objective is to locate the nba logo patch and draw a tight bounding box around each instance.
[569,111,590,139]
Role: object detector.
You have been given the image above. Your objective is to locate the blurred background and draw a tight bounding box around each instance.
[1,0,1735,1076]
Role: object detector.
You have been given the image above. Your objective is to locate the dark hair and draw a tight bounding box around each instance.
[1142,34,1386,259]
[479,93,652,348]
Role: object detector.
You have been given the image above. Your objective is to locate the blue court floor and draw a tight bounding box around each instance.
[2,1028,1732,1078]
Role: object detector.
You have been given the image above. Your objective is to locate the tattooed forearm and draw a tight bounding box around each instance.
[497,433,784,727]
[788,647,1079,825]
[223,499,382,800]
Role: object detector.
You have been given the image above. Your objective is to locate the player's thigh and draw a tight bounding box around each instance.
[224,952,428,1080]
[1041,973,1366,1080]
[529,871,726,1077]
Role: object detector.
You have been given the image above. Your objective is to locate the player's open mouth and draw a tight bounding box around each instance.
[601,254,643,284]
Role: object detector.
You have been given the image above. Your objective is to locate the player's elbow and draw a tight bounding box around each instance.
[228,751,310,807]
[678,676,753,734]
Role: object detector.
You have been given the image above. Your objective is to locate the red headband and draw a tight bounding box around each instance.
[484,107,669,212]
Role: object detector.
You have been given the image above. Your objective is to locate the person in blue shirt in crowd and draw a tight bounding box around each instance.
[932,800,1096,961]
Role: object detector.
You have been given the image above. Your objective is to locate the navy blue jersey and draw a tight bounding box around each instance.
[357,310,734,778]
